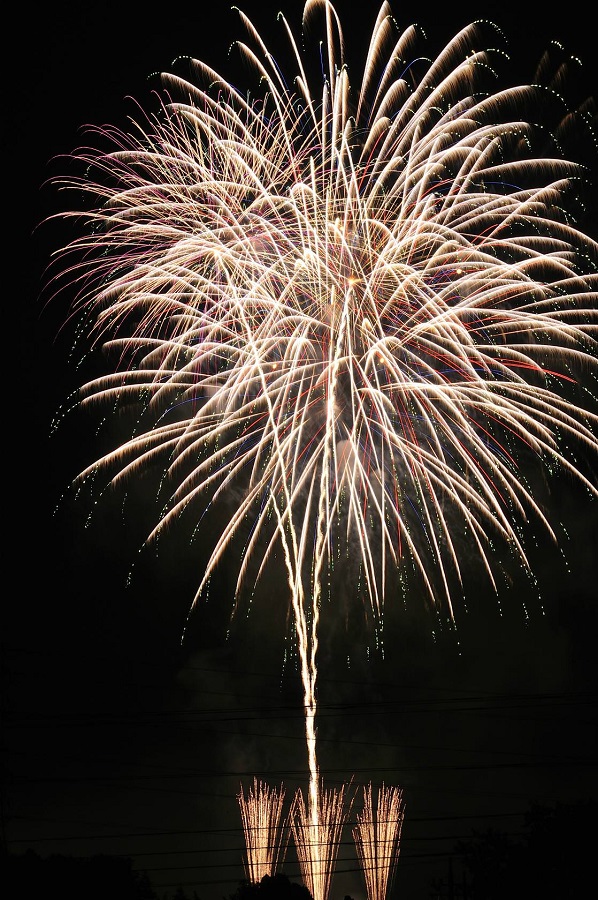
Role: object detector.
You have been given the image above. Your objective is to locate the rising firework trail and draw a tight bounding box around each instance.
[238,778,288,884]
[46,0,598,883]
[353,783,405,900]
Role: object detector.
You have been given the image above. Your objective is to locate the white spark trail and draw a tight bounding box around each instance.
[47,4,598,890]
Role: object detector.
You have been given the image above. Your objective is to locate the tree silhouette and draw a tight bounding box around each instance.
[452,799,598,899]
[229,873,313,900]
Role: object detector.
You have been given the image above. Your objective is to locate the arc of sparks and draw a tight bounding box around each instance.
[47,0,598,868]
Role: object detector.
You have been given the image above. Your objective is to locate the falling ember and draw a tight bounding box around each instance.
[46,0,598,850]
[290,781,351,900]
[238,779,288,884]
[353,784,405,900]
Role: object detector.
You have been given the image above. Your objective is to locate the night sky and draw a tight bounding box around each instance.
[6,2,598,899]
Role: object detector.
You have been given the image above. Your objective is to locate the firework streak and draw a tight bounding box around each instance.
[290,780,349,900]
[48,2,598,892]
[238,779,288,883]
[353,784,405,900]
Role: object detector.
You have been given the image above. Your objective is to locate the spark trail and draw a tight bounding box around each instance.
[238,778,287,884]
[353,783,405,900]
[47,2,598,890]
[290,781,350,900]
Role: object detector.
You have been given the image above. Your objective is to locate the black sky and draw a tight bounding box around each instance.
[5,2,598,899]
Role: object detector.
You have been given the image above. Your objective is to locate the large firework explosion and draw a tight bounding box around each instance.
[45,0,598,894]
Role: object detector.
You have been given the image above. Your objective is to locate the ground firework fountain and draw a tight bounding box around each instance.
[353,784,405,900]
[290,781,350,900]
[238,779,288,884]
[46,0,598,893]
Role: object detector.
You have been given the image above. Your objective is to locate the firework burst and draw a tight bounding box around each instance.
[46,0,598,882]
[50,2,598,619]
